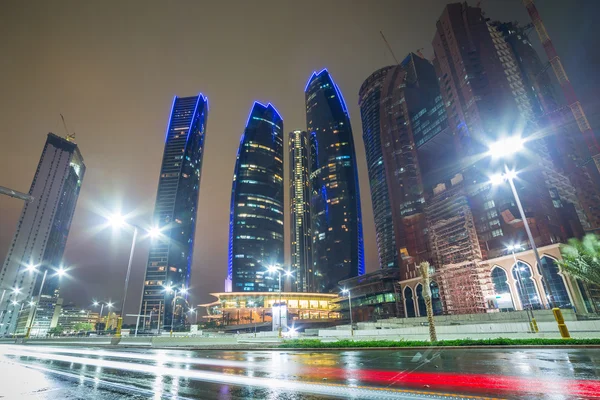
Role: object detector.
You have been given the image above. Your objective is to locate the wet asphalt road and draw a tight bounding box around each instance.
[0,345,599,399]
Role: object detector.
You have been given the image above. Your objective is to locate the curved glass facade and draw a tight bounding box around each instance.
[229,102,284,292]
[141,94,208,330]
[358,66,398,269]
[305,69,365,292]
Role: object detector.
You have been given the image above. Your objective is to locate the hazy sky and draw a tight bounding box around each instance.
[1,0,599,321]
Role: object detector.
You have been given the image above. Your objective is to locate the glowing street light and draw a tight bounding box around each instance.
[488,136,524,159]
[148,226,161,239]
[11,300,19,306]
[12,287,21,295]
[487,136,555,311]
[163,285,188,337]
[25,263,38,273]
[108,213,126,228]
[55,266,67,278]
[266,265,292,338]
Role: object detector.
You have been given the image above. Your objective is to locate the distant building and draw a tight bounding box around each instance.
[140,94,208,331]
[228,102,284,293]
[0,133,85,336]
[358,66,398,269]
[199,292,340,329]
[289,130,312,292]
[305,69,365,292]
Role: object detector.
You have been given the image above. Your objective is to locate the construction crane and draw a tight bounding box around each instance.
[0,186,34,203]
[60,113,76,142]
[380,31,400,65]
[522,0,600,172]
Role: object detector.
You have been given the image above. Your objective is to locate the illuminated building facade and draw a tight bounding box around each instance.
[306,69,365,292]
[358,66,398,269]
[289,130,312,292]
[200,292,339,327]
[0,133,85,336]
[140,94,208,330]
[228,102,284,293]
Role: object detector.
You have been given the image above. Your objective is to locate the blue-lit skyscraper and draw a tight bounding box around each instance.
[140,95,208,330]
[228,102,284,292]
[305,69,365,293]
[358,66,398,269]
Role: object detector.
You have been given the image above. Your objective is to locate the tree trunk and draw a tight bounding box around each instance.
[419,261,438,342]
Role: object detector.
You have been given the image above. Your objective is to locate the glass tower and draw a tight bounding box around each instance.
[140,94,208,331]
[305,69,365,293]
[289,130,312,292]
[0,133,85,336]
[228,102,284,292]
[358,66,398,269]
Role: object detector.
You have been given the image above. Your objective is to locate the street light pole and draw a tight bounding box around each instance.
[25,269,47,339]
[509,246,536,332]
[278,270,282,338]
[170,289,178,337]
[98,303,104,335]
[117,226,138,338]
[504,166,555,309]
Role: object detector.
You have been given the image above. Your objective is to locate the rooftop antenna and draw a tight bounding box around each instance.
[60,113,76,142]
[380,31,400,65]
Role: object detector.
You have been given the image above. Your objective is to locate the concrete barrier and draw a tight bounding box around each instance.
[319,319,600,341]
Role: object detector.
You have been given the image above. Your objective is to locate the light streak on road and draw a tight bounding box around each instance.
[0,346,493,399]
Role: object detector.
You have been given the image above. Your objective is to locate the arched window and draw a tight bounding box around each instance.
[430,281,443,315]
[416,284,426,317]
[404,286,415,318]
[512,261,542,310]
[576,280,594,313]
[538,256,571,308]
[491,266,514,311]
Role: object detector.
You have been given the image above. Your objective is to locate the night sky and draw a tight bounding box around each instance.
[1,0,599,321]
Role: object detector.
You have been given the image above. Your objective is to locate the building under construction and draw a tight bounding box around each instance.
[425,174,493,315]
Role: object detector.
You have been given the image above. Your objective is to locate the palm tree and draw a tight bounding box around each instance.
[558,234,600,285]
[419,261,438,342]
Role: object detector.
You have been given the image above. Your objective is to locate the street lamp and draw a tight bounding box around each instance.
[506,244,537,333]
[267,265,293,338]
[106,213,163,338]
[487,137,556,310]
[92,301,112,334]
[25,265,68,339]
[341,288,353,337]
[164,285,188,337]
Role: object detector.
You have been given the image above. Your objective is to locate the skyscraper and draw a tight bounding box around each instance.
[140,95,208,330]
[289,130,312,292]
[305,69,364,292]
[228,102,284,292]
[358,66,398,269]
[372,54,452,280]
[0,133,85,335]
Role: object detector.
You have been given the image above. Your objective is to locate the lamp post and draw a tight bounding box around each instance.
[93,301,112,334]
[267,265,293,338]
[507,244,537,332]
[24,265,68,339]
[488,137,556,309]
[107,213,161,338]
[488,137,570,337]
[341,289,353,337]
[164,285,188,337]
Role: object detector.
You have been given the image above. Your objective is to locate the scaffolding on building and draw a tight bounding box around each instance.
[426,174,492,314]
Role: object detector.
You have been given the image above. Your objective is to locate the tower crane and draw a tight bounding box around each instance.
[522,0,600,172]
